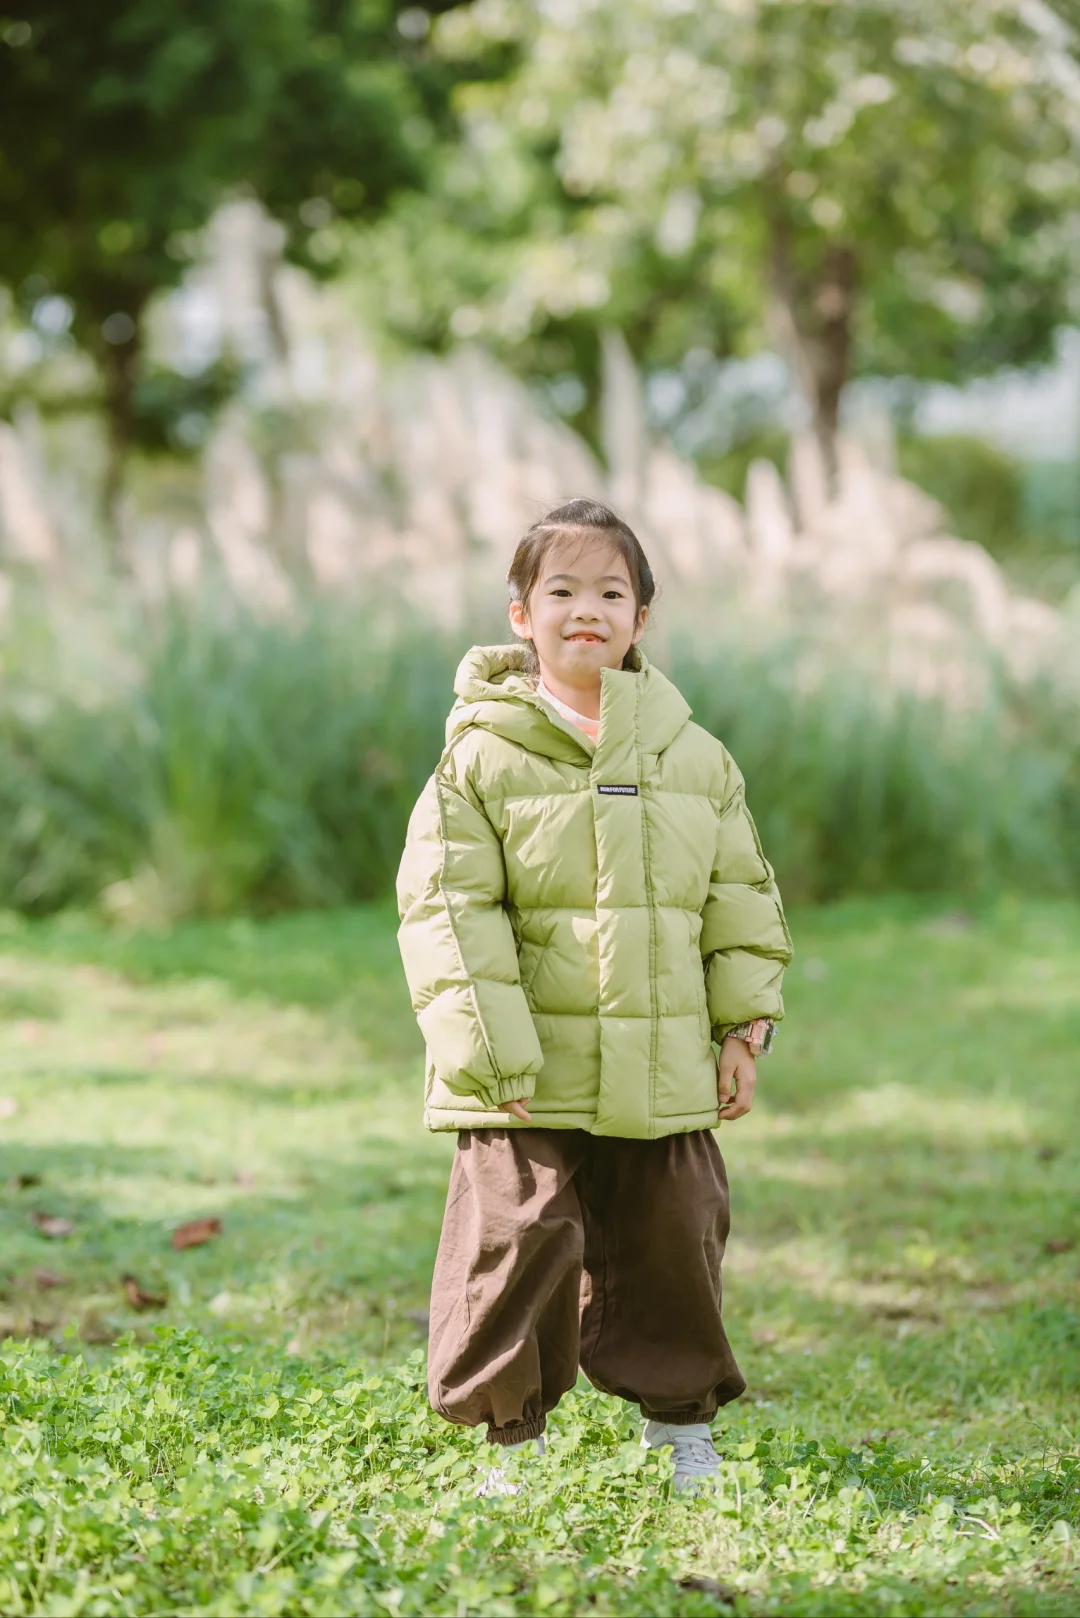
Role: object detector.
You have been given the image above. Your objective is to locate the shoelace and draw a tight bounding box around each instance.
[672,1434,720,1475]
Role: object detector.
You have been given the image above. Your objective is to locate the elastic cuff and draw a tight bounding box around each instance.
[487,1415,547,1447]
[640,1406,718,1426]
[475,1074,536,1109]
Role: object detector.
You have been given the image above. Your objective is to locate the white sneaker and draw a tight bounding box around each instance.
[475,1433,545,1497]
[641,1419,721,1492]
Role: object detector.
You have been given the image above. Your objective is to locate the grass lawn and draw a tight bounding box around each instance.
[0,896,1078,1615]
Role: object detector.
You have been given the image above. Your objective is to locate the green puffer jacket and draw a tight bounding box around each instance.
[396,643,792,1137]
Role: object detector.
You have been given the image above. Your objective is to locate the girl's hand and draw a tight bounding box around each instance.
[717,1038,757,1121]
[498,1098,533,1123]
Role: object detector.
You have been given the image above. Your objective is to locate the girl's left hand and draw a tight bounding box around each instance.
[717,1036,757,1120]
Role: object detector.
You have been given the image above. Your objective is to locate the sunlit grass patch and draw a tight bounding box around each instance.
[0,897,1077,1612]
[0,1334,1075,1616]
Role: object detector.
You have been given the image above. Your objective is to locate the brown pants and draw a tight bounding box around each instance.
[427,1128,745,1446]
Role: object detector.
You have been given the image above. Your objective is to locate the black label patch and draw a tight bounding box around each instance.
[596,784,639,796]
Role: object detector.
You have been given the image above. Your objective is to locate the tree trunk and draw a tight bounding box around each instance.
[100,336,139,540]
[92,290,149,566]
[766,210,857,486]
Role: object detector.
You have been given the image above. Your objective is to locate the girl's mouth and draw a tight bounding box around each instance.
[566,634,604,644]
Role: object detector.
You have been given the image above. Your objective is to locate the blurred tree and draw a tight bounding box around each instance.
[0,1,445,529]
[408,0,1079,476]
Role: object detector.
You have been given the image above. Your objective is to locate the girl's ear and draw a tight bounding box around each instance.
[508,600,530,641]
[630,604,649,644]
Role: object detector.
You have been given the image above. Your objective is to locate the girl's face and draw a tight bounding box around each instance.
[509,533,647,685]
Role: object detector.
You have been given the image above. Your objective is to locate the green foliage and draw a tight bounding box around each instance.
[130,358,244,456]
[373,0,1079,440]
[1015,460,1080,604]
[2,596,1080,917]
[671,635,1080,904]
[895,438,1080,600]
[1023,461,1080,552]
[896,434,1026,561]
[0,898,1079,1612]
[0,594,455,918]
[696,427,792,503]
[0,0,430,303]
[0,0,439,477]
[0,1331,1076,1615]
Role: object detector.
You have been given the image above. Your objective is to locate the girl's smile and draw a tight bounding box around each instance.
[508,533,648,717]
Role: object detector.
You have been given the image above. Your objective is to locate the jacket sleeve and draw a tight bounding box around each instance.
[700,759,793,1040]
[395,767,545,1109]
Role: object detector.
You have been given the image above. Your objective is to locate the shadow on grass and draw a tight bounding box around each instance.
[1,898,1078,1442]
[0,1126,449,1360]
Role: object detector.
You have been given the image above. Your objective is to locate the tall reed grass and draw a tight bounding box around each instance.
[0,591,1076,919]
[0,591,453,921]
[671,639,1080,903]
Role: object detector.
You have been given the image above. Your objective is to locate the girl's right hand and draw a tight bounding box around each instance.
[498,1099,533,1123]
[717,1038,757,1120]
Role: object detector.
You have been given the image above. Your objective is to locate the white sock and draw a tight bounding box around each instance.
[642,1419,713,1448]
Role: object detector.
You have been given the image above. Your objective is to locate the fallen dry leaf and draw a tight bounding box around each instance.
[233,1169,255,1188]
[678,1575,737,1608]
[1037,1145,1062,1163]
[1044,1237,1075,1255]
[122,1274,167,1310]
[79,1310,115,1345]
[171,1217,222,1251]
[0,1097,18,1119]
[32,1212,75,1239]
[34,1268,68,1289]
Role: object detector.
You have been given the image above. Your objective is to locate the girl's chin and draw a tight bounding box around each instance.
[546,643,624,671]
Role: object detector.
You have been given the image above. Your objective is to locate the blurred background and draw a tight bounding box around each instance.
[0,0,1079,921]
[1,14,1079,1609]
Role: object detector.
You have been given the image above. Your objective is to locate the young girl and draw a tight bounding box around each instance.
[396,499,792,1492]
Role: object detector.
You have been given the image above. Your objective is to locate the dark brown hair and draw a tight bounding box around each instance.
[506,498,657,678]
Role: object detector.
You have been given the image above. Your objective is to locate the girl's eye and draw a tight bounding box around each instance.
[547,586,625,598]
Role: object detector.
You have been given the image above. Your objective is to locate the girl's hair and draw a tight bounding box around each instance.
[506,498,656,677]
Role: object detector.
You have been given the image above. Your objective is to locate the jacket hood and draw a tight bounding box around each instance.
[445,642,692,761]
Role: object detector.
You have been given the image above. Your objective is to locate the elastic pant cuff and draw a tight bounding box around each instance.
[487,1416,547,1447]
[640,1406,718,1426]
